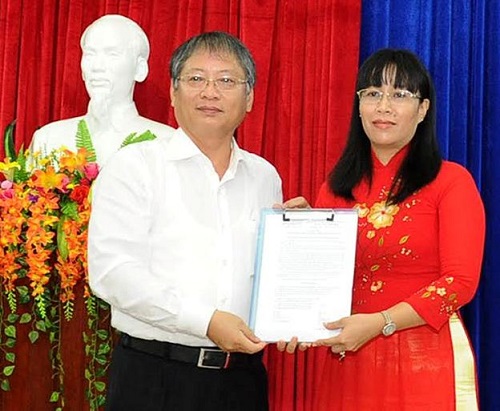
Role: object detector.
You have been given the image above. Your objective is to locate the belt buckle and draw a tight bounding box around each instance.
[197,348,230,369]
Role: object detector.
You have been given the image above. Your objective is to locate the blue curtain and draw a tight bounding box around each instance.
[360,1,500,409]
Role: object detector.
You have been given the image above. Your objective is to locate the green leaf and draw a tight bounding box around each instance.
[4,325,16,338]
[97,343,111,355]
[17,285,29,296]
[57,216,69,262]
[14,147,29,182]
[97,394,106,406]
[1,379,10,391]
[95,356,108,365]
[35,320,47,332]
[49,306,58,319]
[96,329,109,340]
[49,391,60,402]
[5,338,15,348]
[60,199,79,220]
[29,331,40,343]
[75,119,96,162]
[7,314,19,324]
[3,365,15,376]
[3,120,17,161]
[84,369,91,380]
[19,313,31,324]
[5,352,15,363]
[120,132,137,148]
[96,368,106,378]
[17,286,30,304]
[93,381,106,392]
[120,130,157,148]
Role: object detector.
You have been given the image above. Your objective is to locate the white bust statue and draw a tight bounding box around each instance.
[30,14,173,166]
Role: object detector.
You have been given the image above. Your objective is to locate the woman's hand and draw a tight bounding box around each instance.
[276,337,312,354]
[314,313,385,353]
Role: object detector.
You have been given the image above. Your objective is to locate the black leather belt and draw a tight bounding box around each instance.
[120,334,263,370]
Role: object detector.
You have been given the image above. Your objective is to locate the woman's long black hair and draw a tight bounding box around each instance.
[327,49,442,205]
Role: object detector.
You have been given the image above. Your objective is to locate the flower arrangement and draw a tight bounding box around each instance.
[0,148,99,320]
[0,120,157,409]
[0,142,109,409]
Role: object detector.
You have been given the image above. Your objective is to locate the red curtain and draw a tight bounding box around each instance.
[0,1,361,409]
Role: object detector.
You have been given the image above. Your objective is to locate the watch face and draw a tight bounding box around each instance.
[383,323,396,336]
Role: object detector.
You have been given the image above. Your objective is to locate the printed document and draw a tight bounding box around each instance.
[249,208,358,342]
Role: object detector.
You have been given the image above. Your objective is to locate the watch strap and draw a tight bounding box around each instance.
[381,310,392,324]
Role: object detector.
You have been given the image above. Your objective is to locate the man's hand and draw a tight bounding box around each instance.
[207,310,266,354]
[273,196,311,209]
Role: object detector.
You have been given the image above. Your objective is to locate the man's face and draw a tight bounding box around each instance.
[170,49,254,140]
[81,22,139,105]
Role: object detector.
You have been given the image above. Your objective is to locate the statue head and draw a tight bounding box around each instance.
[80,15,150,106]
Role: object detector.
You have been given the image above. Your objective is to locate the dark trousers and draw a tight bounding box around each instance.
[105,338,269,411]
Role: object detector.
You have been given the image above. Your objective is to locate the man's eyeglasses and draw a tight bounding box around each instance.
[357,88,421,105]
[177,75,248,91]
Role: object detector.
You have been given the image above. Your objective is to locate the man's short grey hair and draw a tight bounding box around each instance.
[80,14,150,60]
[170,31,256,93]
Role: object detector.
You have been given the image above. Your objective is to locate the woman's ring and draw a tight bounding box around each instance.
[331,344,344,353]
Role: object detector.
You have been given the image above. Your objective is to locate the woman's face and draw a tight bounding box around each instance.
[358,82,430,165]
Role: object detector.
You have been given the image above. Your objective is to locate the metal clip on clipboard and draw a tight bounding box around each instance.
[282,208,335,222]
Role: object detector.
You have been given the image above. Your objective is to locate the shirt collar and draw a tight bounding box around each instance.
[164,128,245,165]
[372,145,410,171]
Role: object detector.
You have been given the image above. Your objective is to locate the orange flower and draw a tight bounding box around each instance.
[31,166,68,190]
[59,148,88,173]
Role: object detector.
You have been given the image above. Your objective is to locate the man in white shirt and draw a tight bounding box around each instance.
[88,31,283,410]
[30,14,173,167]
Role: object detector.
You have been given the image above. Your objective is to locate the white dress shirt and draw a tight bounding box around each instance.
[88,128,283,347]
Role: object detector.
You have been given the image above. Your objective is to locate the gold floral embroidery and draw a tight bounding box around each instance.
[353,192,417,299]
[399,235,409,244]
[400,247,412,256]
[422,285,436,298]
[354,203,370,218]
[370,280,383,292]
[367,201,400,229]
[420,277,458,314]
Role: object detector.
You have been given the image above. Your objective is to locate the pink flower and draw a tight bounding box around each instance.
[1,180,13,190]
[0,180,14,199]
[83,163,99,180]
[0,189,14,199]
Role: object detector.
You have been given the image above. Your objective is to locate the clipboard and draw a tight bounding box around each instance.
[249,208,358,342]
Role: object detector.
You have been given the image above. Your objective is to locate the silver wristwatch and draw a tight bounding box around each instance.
[381,310,397,337]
